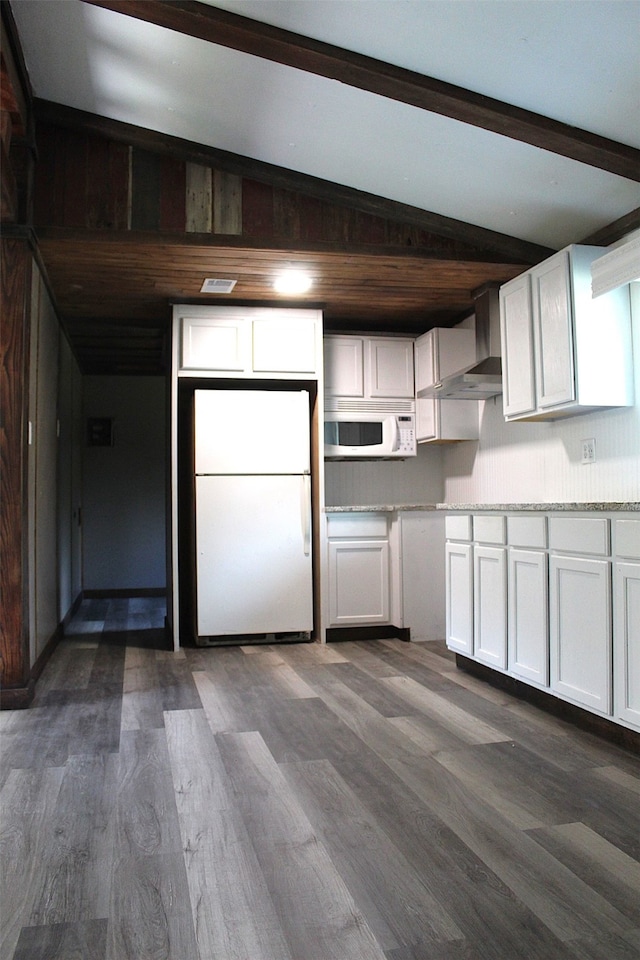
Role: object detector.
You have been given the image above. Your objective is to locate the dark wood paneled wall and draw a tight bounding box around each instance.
[0,237,32,703]
[33,122,492,260]
[1,1,39,706]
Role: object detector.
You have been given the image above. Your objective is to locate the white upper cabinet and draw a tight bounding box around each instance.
[324,335,414,399]
[176,307,321,378]
[414,327,478,442]
[499,274,536,418]
[499,245,634,421]
[252,315,318,373]
[415,327,476,390]
[181,314,249,372]
[532,252,577,410]
[323,336,364,397]
[367,338,414,398]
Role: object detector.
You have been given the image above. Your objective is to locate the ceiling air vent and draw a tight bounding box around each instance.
[200,278,237,294]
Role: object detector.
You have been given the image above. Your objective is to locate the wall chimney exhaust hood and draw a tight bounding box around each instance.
[417,284,503,400]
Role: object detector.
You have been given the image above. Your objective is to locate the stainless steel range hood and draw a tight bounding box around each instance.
[418,285,503,400]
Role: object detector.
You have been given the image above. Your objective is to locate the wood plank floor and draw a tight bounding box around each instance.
[1,597,639,960]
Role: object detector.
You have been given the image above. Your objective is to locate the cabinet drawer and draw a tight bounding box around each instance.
[445,515,471,541]
[507,515,547,548]
[548,517,610,556]
[473,515,506,545]
[327,514,388,538]
[615,519,640,560]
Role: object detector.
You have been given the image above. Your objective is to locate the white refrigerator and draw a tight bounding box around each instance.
[193,389,313,641]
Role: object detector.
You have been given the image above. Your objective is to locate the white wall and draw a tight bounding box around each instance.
[325,441,444,506]
[442,282,640,503]
[82,376,166,591]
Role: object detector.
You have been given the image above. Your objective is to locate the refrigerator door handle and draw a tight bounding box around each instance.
[301,474,311,556]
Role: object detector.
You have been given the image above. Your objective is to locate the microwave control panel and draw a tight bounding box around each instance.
[397,415,416,455]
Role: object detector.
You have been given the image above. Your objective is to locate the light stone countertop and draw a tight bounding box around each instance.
[325,502,640,513]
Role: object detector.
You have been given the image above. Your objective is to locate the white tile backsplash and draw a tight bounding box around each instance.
[325,441,444,506]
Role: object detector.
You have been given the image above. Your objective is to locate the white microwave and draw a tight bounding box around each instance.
[324,407,416,459]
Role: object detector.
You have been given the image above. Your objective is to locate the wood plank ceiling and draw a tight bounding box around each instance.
[38,232,529,374]
[7,0,640,375]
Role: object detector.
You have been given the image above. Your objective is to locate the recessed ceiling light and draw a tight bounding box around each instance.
[200,278,237,294]
[273,269,312,295]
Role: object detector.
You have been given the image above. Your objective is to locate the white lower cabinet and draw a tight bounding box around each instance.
[445,519,473,655]
[329,540,390,624]
[471,515,507,668]
[507,515,548,687]
[549,554,611,715]
[327,513,392,626]
[508,549,548,686]
[474,545,507,668]
[445,510,640,734]
[614,563,640,729]
[614,519,640,730]
[548,516,612,716]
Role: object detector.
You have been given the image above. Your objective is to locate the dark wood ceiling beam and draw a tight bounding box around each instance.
[81,0,640,182]
[34,222,547,270]
[34,99,553,265]
[579,206,640,247]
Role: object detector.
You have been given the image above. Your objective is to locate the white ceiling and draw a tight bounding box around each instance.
[10,0,640,249]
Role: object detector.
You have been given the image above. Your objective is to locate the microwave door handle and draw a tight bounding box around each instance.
[390,416,400,451]
[301,474,311,556]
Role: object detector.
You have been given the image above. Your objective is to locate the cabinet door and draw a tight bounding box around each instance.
[252,316,316,373]
[549,555,611,714]
[445,541,473,654]
[474,545,507,669]
[416,397,437,442]
[367,339,414,398]
[500,274,536,418]
[614,561,640,729]
[416,397,477,443]
[324,337,364,397]
[531,251,576,410]
[181,316,248,372]
[414,332,437,390]
[508,549,548,686]
[415,327,476,392]
[328,539,390,625]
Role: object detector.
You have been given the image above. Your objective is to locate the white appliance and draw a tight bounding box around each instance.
[194,389,313,643]
[324,408,416,459]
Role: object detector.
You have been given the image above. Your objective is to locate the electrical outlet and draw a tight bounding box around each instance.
[581,438,596,464]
